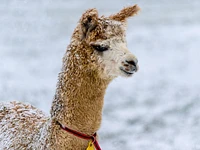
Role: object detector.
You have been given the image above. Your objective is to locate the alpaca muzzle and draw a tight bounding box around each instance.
[120,56,139,76]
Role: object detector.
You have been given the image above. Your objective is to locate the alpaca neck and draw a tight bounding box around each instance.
[51,49,111,135]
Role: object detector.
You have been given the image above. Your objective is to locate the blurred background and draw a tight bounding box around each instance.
[0,0,200,149]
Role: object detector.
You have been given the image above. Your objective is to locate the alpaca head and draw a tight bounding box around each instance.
[76,5,140,80]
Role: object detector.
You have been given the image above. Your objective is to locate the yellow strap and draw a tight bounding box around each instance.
[86,141,95,150]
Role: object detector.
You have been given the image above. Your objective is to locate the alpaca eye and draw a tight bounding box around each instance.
[92,45,109,52]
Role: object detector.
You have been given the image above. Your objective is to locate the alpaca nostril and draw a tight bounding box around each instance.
[126,60,137,67]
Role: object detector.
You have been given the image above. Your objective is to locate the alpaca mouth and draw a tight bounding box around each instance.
[120,67,135,76]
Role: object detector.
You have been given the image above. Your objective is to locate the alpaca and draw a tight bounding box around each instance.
[0,5,140,150]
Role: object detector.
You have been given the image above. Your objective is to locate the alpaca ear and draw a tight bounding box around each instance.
[80,8,98,40]
[109,5,140,22]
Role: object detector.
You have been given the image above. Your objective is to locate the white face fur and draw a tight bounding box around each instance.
[91,20,139,79]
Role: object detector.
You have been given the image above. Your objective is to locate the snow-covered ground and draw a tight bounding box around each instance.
[0,0,200,149]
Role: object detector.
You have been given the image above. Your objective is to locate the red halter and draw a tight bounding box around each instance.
[57,122,101,150]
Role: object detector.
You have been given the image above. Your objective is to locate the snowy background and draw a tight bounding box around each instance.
[0,0,200,149]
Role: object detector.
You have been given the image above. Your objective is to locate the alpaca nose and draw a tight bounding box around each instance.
[125,58,139,72]
[126,59,138,67]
